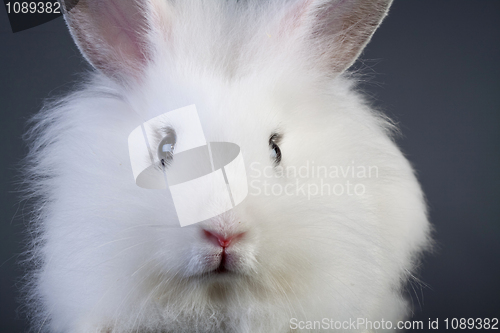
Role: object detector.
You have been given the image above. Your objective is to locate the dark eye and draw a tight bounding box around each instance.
[269,133,282,165]
[157,129,176,166]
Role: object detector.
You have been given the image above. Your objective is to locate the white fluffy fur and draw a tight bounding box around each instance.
[22,0,430,332]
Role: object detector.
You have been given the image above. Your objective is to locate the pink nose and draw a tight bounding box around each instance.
[203,229,245,248]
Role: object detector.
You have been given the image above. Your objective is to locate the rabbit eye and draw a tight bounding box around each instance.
[269,133,282,165]
[157,129,176,166]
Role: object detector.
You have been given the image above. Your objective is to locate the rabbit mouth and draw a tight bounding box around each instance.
[204,252,235,276]
[213,266,228,274]
[210,251,230,274]
[190,250,246,279]
[190,268,233,280]
[183,229,254,278]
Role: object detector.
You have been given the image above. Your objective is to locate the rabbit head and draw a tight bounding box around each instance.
[25,0,430,332]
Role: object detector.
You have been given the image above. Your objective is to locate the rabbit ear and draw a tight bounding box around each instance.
[61,0,170,83]
[283,0,393,74]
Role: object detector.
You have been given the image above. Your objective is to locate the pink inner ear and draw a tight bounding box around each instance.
[316,0,349,24]
[277,0,312,37]
[66,0,153,81]
[275,0,392,74]
[100,0,148,67]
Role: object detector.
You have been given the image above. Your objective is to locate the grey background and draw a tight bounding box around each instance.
[1,1,499,331]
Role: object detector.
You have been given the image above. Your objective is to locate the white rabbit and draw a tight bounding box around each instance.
[23,0,430,332]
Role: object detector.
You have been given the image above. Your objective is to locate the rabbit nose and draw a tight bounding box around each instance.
[203,229,245,248]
